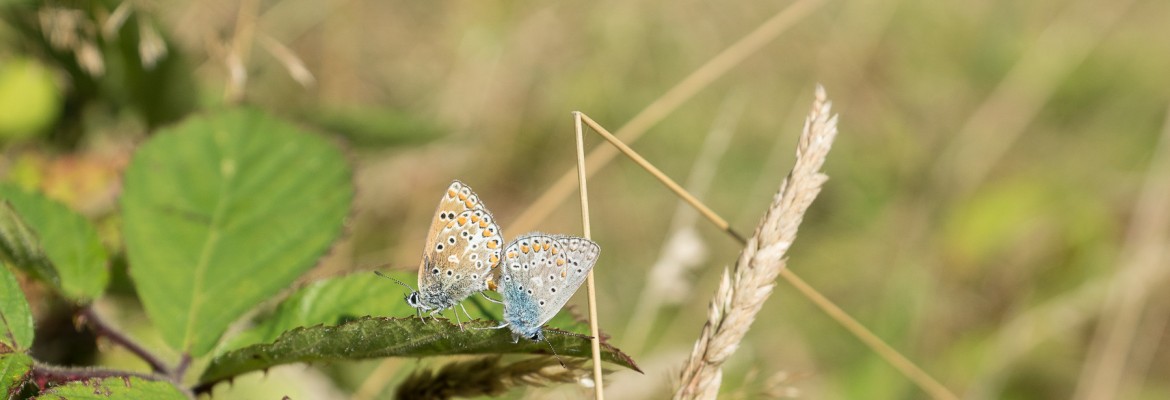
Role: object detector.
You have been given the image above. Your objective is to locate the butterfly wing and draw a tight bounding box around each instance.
[500,233,600,329]
[542,236,600,325]
[419,181,503,305]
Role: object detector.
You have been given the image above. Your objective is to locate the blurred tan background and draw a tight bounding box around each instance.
[4,0,1170,398]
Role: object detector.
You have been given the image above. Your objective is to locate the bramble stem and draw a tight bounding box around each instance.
[81,306,171,376]
[30,363,165,387]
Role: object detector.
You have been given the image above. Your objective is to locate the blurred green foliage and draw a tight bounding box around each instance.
[2,0,1170,398]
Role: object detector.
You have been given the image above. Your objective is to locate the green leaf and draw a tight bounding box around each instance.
[0,199,58,290]
[33,376,186,399]
[0,185,108,302]
[122,108,353,357]
[199,316,640,387]
[218,272,408,354]
[218,271,594,354]
[0,262,34,352]
[0,353,32,396]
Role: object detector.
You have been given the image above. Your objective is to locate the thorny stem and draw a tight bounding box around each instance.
[174,353,192,381]
[80,306,172,377]
[31,364,196,399]
[29,364,167,389]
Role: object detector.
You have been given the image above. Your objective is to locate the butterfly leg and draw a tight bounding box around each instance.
[456,302,481,328]
[472,322,509,331]
[452,305,465,331]
[479,291,503,304]
[428,309,444,323]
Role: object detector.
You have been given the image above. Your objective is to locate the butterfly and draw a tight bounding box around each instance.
[494,233,601,342]
[378,180,504,325]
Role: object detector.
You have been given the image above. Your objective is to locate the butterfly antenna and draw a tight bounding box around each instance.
[541,333,567,369]
[373,271,415,291]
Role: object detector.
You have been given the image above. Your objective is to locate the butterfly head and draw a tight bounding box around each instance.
[405,291,422,309]
[374,271,428,311]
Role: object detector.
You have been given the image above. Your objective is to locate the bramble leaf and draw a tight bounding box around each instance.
[0,350,32,396]
[217,271,594,354]
[199,316,640,387]
[121,108,352,356]
[0,262,34,352]
[0,186,108,302]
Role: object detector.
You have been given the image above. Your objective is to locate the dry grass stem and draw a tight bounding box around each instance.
[394,356,591,400]
[933,0,1137,198]
[622,92,744,353]
[258,33,316,87]
[1071,103,1170,400]
[351,358,405,400]
[672,85,837,399]
[581,87,954,399]
[573,112,606,399]
[510,0,825,234]
[138,19,168,69]
[224,0,261,103]
[577,113,745,242]
[102,1,132,38]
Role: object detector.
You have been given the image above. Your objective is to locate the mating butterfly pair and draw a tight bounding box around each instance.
[383,180,600,343]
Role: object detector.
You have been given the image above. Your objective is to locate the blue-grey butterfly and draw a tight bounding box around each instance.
[495,233,601,342]
[377,180,504,325]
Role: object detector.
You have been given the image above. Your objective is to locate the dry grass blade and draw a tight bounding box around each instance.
[224,0,261,103]
[582,87,956,399]
[510,0,825,234]
[1071,103,1170,400]
[258,33,316,88]
[672,86,837,399]
[933,0,1137,198]
[622,92,743,354]
[394,356,590,400]
[573,112,606,399]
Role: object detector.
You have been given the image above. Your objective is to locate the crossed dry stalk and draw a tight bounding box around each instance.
[673,85,838,399]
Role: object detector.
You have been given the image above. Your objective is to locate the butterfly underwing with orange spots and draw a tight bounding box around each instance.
[497,233,600,342]
[403,180,504,319]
